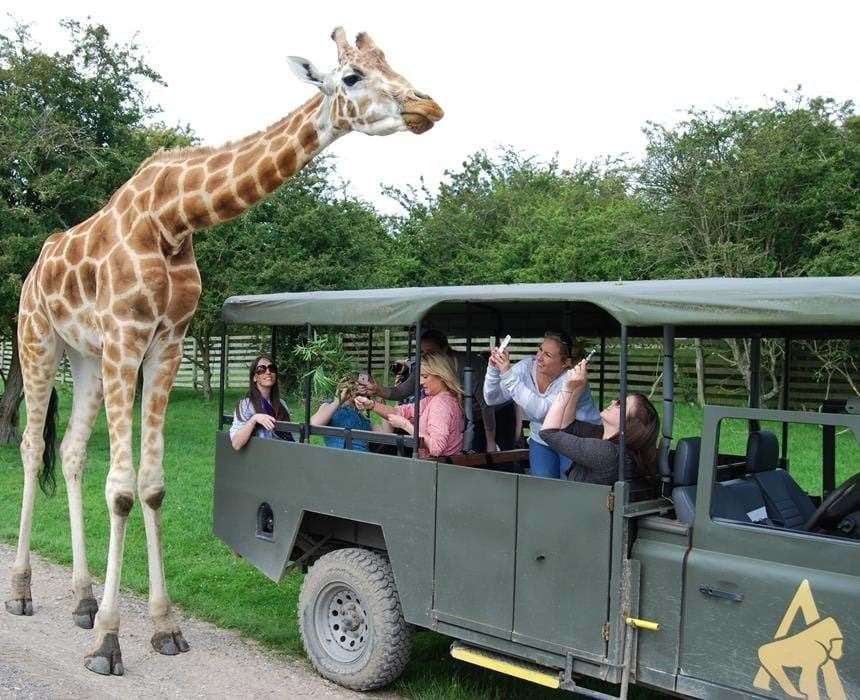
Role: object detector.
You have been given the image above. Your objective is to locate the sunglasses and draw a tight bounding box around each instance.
[254,364,277,375]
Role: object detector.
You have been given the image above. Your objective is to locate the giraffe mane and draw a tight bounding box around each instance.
[133,107,306,173]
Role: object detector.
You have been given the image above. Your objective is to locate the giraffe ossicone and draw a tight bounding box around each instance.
[6,27,442,676]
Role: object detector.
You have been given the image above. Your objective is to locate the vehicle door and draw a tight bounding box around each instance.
[432,463,615,658]
[680,407,860,699]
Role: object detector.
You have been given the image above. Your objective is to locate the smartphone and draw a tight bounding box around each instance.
[584,347,598,363]
[498,334,512,353]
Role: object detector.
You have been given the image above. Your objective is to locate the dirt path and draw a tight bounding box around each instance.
[0,544,396,699]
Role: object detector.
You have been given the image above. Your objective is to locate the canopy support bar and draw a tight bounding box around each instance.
[618,325,629,484]
[412,319,422,457]
[658,326,675,494]
[304,322,313,443]
[598,335,606,409]
[463,304,475,451]
[270,325,278,363]
[218,324,227,430]
[749,336,762,433]
[781,336,791,465]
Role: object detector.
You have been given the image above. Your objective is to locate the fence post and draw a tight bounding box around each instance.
[383,330,391,384]
[224,334,230,389]
[694,339,706,407]
[191,337,198,391]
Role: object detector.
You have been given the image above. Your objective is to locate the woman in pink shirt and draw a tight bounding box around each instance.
[355,353,464,458]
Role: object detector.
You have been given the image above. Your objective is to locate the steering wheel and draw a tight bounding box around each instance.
[804,473,860,532]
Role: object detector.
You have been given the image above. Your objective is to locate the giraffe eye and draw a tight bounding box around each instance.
[342,74,361,88]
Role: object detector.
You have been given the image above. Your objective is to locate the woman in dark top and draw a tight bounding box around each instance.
[230,355,295,450]
[538,360,658,484]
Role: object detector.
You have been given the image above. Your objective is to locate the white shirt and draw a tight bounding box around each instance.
[484,357,601,446]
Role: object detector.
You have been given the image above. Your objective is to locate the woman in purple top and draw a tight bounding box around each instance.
[230,355,295,450]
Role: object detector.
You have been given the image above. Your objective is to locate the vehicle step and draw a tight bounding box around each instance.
[449,641,561,689]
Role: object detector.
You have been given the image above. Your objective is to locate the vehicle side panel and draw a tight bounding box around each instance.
[680,407,860,699]
[512,476,612,658]
[433,465,518,638]
[213,434,437,626]
[630,517,690,692]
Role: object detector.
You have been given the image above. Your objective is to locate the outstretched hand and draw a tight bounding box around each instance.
[387,414,413,433]
[354,395,374,411]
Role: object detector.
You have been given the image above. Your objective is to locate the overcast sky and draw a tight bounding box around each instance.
[4,1,858,213]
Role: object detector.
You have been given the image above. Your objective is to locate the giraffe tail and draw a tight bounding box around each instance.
[38,388,59,496]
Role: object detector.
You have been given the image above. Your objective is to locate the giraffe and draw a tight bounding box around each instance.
[6,27,442,676]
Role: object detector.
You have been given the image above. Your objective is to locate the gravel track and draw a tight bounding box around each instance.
[0,544,398,699]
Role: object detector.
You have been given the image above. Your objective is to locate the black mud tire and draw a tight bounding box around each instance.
[299,548,411,691]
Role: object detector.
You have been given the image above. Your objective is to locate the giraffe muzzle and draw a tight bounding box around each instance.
[401,98,444,134]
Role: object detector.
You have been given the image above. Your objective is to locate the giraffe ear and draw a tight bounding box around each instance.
[287,56,330,93]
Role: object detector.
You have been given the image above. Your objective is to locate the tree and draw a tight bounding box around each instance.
[637,93,859,401]
[386,148,651,287]
[0,19,192,442]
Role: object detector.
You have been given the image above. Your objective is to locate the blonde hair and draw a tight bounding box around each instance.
[421,352,463,396]
[335,374,361,404]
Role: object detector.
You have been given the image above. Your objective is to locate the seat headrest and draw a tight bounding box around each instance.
[673,437,701,487]
[746,431,780,473]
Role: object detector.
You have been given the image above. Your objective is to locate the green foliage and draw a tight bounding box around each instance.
[291,334,356,401]
[386,149,651,286]
[636,92,859,279]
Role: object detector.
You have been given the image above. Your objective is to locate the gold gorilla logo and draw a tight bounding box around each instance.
[753,579,846,700]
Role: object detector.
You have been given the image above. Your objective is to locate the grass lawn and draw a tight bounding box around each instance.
[0,386,856,699]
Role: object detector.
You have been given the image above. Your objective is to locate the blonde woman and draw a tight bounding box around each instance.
[355,353,465,458]
[311,374,372,451]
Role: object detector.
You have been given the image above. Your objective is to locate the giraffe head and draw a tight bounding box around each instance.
[287,27,443,137]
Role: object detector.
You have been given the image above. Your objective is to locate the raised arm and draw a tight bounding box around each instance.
[544,390,575,431]
[483,362,511,406]
[310,399,340,427]
[498,360,555,420]
[538,428,619,482]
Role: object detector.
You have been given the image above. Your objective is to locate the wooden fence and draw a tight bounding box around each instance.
[1,332,855,408]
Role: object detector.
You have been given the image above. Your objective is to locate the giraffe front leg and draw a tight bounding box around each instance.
[63,350,103,629]
[84,351,137,676]
[139,343,188,656]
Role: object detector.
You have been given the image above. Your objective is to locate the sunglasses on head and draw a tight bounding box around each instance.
[254,364,277,375]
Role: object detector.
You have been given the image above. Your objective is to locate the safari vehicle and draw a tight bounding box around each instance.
[213,278,860,699]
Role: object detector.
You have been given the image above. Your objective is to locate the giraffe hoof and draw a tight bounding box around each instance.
[5,598,34,616]
[151,630,190,655]
[73,597,99,629]
[84,633,124,676]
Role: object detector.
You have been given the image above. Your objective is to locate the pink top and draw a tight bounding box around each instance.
[396,392,464,459]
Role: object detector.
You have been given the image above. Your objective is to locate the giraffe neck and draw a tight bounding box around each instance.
[144,93,344,254]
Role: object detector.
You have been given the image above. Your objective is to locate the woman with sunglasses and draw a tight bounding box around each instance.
[230,355,295,450]
[539,360,659,484]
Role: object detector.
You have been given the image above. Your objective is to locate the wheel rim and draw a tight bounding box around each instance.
[313,581,370,663]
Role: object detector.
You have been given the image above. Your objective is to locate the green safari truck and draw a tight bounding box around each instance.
[213,278,859,699]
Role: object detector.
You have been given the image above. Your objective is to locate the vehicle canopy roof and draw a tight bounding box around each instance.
[221,277,860,338]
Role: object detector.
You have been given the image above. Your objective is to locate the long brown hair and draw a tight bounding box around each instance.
[614,393,659,477]
[236,354,289,422]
